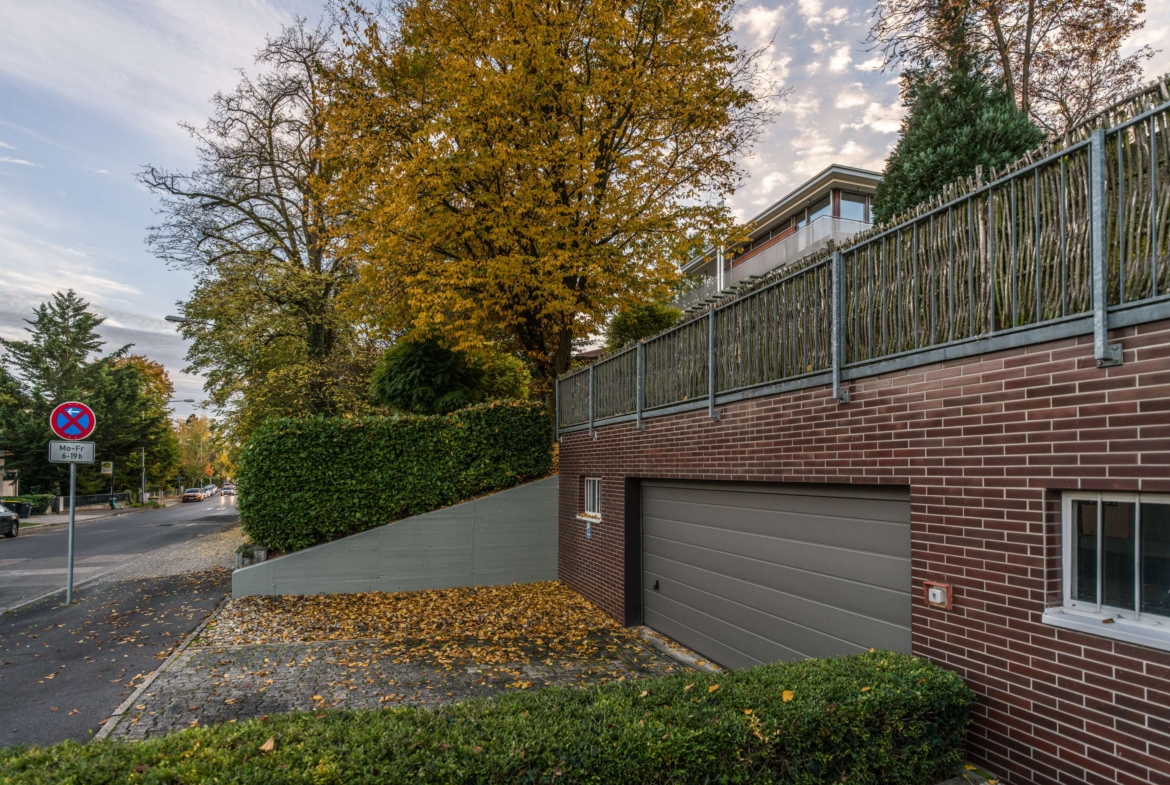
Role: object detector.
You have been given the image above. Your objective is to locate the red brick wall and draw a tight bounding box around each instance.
[558,319,1170,785]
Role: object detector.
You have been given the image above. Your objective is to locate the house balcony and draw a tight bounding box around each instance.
[672,215,870,313]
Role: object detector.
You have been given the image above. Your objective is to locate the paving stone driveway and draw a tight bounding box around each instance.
[110,634,682,739]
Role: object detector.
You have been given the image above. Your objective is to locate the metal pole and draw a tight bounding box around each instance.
[1090,127,1123,367]
[65,463,76,605]
[707,310,720,421]
[636,341,645,430]
[554,378,560,443]
[587,364,594,439]
[831,250,849,403]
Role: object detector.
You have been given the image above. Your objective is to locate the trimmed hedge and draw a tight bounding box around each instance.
[0,651,974,784]
[1,494,55,515]
[237,401,552,552]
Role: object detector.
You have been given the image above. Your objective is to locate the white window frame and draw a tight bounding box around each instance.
[1044,491,1170,652]
[581,477,602,521]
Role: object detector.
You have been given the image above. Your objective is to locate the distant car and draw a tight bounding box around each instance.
[0,505,19,538]
[205,484,218,497]
[221,484,236,496]
[182,488,205,502]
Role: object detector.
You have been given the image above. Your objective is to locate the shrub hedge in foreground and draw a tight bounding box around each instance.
[0,651,973,785]
[237,401,552,552]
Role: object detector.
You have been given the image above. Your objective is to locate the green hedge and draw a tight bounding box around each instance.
[1,494,55,515]
[237,401,553,552]
[0,651,973,784]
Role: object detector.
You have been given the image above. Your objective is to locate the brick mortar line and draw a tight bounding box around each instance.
[94,596,230,741]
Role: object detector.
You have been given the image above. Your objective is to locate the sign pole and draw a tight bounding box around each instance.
[66,462,77,604]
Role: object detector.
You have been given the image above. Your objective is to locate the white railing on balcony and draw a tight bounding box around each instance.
[728,216,870,287]
[672,216,870,311]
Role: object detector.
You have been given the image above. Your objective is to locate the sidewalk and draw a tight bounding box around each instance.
[22,498,180,529]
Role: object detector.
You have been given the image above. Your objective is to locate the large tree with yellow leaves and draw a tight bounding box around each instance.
[326,0,774,391]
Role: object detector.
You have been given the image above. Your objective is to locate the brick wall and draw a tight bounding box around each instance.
[558,319,1170,785]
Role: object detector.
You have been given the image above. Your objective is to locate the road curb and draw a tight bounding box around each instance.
[94,596,230,741]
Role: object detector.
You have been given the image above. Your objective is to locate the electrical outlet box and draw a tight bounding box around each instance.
[923,581,952,610]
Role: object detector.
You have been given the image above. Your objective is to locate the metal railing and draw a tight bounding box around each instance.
[58,492,130,510]
[670,216,871,312]
[559,80,1170,434]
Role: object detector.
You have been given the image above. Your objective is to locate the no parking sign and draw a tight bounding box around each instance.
[50,401,97,440]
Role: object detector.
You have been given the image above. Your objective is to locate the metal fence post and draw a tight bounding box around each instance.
[707,310,720,421]
[636,341,645,430]
[831,249,849,403]
[588,364,595,438]
[1090,127,1123,367]
[554,377,560,443]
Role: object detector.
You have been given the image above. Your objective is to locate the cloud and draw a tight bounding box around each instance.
[856,55,885,71]
[845,101,907,135]
[0,156,40,167]
[829,44,853,72]
[0,1,296,150]
[834,83,869,109]
[0,140,14,150]
[797,0,849,26]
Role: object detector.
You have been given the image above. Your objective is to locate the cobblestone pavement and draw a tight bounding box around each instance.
[96,526,244,584]
[110,634,683,739]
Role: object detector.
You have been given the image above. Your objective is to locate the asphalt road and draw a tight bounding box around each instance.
[0,567,228,747]
[0,496,239,611]
[0,497,239,748]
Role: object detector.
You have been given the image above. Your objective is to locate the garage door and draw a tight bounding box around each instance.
[642,480,911,670]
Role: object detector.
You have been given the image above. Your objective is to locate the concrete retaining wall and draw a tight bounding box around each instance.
[232,476,558,598]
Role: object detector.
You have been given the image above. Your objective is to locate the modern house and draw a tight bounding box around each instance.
[556,78,1170,785]
[674,164,880,313]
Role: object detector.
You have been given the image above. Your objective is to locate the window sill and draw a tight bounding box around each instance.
[576,514,601,523]
[1042,606,1170,653]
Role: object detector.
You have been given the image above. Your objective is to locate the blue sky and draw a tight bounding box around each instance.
[1,0,1166,420]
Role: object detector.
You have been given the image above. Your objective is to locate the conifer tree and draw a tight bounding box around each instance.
[873,40,1044,224]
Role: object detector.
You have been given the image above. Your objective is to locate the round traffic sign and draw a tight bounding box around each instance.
[50,401,97,441]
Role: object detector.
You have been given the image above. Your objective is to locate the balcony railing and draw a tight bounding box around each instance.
[559,79,1170,434]
[729,216,871,287]
[672,216,870,311]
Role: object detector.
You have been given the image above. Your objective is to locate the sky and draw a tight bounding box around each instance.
[0,0,1166,421]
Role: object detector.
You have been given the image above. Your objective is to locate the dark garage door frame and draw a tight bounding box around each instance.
[623,478,912,670]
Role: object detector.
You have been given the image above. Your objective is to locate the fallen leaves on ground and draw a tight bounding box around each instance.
[205,582,638,665]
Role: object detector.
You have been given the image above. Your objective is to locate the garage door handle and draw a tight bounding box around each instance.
[653,580,659,591]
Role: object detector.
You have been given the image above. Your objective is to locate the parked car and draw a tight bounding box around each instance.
[182,488,205,502]
[204,484,218,497]
[0,505,18,538]
[221,484,236,496]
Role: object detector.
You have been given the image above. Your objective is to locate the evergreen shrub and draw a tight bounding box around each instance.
[237,401,552,552]
[0,651,974,784]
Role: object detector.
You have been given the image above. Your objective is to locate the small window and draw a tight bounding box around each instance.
[583,477,602,519]
[1052,493,1170,642]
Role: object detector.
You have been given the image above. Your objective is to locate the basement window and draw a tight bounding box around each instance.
[581,477,602,520]
[1044,492,1170,652]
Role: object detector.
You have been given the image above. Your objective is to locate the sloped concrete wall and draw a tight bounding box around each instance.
[232,476,558,598]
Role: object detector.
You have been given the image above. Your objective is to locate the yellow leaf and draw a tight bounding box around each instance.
[869,648,875,653]
[861,686,871,692]
[782,690,794,702]
[743,709,752,715]
[684,683,694,692]
[707,684,720,693]
[639,690,648,698]
[259,737,276,753]
[312,695,324,701]
[964,765,976,771]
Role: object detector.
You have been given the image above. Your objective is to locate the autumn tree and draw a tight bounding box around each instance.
[325,0,774,392]
[868,0,1155,132]
[0,291,180,494]
[141,21,378,443]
